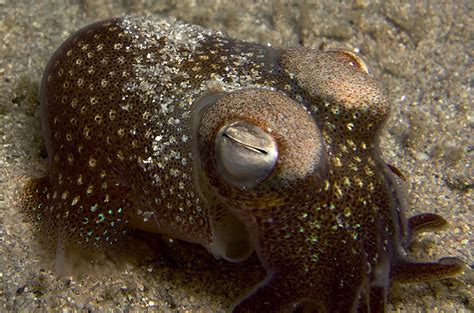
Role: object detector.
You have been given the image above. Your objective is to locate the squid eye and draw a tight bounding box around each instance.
[215,121,278,189]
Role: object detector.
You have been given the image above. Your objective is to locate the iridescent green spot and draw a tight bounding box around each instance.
[95,235,101,241]
[110,221,115,227]
[87,230,93,237]
[90,203,98,212]
[117,207,123,214]
[108,209,113,215]
[82,217,89,225]
[97,213,105,223]
[299,227,305,233]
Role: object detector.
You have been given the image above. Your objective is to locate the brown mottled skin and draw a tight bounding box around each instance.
[20,16,463,312]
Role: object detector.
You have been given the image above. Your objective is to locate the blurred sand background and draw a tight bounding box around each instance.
[1,0,472,312]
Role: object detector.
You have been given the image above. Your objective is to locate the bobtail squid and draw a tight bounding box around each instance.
[20,16,464,312]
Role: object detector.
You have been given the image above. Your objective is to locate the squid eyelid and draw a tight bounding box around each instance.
[221,131,269,155]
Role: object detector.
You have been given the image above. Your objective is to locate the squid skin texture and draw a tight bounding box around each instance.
[20,16,464,313]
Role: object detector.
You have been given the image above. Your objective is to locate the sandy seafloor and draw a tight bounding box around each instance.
[1,0,473,312]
